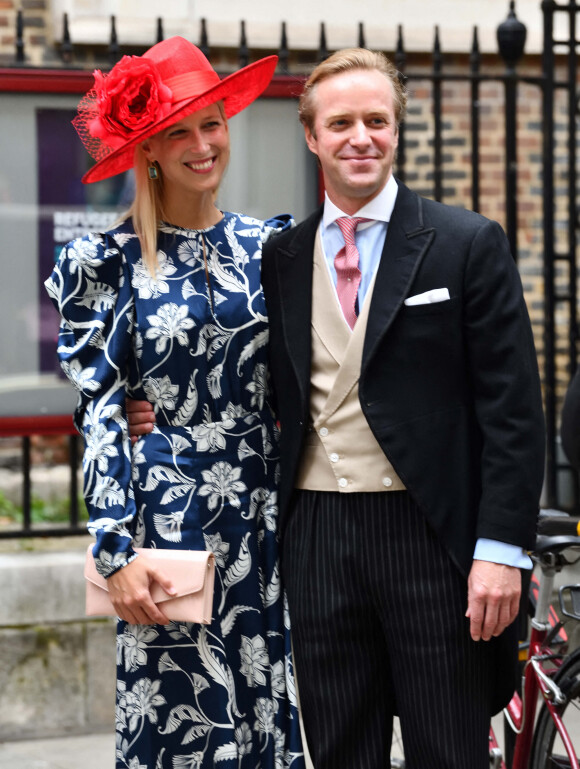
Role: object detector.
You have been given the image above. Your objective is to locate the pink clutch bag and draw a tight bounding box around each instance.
[84,546,215,624]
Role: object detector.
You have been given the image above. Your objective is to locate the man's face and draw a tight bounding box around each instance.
[304,68,399,214]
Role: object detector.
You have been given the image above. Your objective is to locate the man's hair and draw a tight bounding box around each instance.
[298,48,407,134]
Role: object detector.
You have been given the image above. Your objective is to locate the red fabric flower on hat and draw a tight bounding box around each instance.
[89,56,174,150]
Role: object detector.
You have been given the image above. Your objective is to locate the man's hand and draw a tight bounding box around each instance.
[466,560,521,642]
[126,398,156,443]
[107,556,176,625]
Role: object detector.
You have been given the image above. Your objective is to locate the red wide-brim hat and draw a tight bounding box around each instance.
[74,36,278,184]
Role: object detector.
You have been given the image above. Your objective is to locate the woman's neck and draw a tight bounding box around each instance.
[161,190,223,230]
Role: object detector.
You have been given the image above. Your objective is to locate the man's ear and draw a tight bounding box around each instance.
[304,125,318,157]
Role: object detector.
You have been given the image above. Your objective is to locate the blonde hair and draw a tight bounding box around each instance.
[124,145,166,274]
[298,48,407,135]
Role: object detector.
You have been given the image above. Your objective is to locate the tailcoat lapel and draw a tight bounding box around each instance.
[362,183,436,372]
[273,207,322,405]
[272,185,436,392]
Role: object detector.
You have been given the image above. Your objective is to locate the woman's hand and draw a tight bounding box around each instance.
[126,398,156,444]
[107,556,176,625]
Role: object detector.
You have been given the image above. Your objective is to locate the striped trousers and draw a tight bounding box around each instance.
[282,490,494,769]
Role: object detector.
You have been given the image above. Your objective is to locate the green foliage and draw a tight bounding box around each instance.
[0,491,19,521]
[0,490,88,525]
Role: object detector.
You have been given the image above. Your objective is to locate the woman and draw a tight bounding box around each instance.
[45,36,305,769]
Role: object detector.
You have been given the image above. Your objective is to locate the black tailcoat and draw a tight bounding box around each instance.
[261,180,545,710]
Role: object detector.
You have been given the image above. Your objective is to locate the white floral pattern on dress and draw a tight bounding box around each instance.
[46,212,304,769]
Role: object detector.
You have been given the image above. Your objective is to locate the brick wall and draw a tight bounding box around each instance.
[400,59,577,414]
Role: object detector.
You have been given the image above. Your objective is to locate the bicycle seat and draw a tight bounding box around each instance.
[534,533,580,555]
[533,511,580,554]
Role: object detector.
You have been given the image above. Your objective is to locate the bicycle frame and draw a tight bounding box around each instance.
[491,559,579,769]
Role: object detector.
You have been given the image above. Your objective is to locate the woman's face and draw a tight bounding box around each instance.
[143,103,230,201]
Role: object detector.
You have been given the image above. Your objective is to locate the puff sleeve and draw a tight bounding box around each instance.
[45,232,138,576]
[261,214,295,243]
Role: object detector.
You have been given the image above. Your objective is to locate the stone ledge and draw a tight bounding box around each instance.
[0,540,115,740]
[0,546,88,625]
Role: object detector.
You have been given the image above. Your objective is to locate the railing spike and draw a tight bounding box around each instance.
[109,15,120,65]
[239,20,249,68]
[318,22,328,62]
[434,25,441,56]
[15,9,25,64]
[395,24,406,73]
[470,26,481,70]
[199,18,209,59]
[60,12,73,64]
[278,21,289,72]
[471,25,480,55]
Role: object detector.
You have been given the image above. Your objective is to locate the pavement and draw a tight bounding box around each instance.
[0,732,114,769]
[0,714,505,768]
[0,719,423,769]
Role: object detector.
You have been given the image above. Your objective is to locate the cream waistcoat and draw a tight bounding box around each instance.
[295,227,405,492]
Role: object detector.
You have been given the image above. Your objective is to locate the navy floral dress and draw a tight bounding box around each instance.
[45,212,305,769]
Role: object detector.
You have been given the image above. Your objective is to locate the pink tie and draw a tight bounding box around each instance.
[334,217,368,329]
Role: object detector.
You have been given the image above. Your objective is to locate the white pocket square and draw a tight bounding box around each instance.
[404,288,451,306]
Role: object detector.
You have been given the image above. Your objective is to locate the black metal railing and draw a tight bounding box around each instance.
[0,420,83,539]
[541,0,580,510]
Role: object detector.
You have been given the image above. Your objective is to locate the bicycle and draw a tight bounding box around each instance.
[389,510,580,769]
[491,510,580,769]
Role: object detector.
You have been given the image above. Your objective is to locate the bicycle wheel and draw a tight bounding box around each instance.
[530,647,580,769]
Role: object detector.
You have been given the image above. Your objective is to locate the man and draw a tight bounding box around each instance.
[259,49,544,768]
[128,48,544,768]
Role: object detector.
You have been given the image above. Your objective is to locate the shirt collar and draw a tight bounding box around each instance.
[323,175,399,228]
